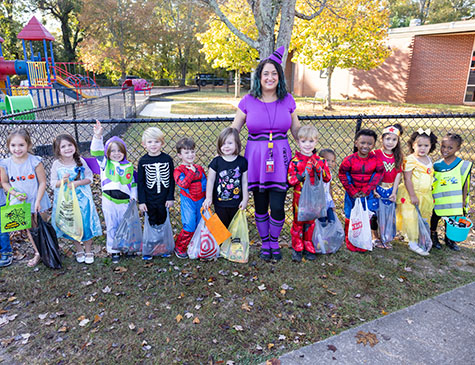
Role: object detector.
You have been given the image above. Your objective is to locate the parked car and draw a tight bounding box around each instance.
[195,73,225,87]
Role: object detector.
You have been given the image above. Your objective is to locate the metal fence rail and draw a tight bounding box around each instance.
[0,114,474,243]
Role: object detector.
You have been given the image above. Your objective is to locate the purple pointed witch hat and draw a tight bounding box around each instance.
[267,46,285,65]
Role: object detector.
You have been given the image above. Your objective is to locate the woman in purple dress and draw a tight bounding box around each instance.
[231,47,300,261]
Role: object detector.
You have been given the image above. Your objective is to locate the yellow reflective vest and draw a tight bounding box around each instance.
[432,159,472,217]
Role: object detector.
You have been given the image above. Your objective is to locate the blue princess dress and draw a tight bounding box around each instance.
[50,159,102,241]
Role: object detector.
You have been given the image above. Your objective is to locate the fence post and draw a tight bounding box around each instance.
[123,90,127,118]
[131,88,136,117]
[107,95,112,119]
[72,103,76,120]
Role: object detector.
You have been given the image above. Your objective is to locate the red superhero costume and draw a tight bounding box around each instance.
[288,151,331,253]
[338,152,384,252]
[174,164,207,255]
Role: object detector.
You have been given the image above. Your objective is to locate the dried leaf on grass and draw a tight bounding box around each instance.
[241,303,251,312]
[193,317,200,324]
[355,331,379,347]
[175,314,183,323]
[327,344,337,352]
[265,357,280,364]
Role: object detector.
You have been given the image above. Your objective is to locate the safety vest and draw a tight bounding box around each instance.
[432,159,472,216]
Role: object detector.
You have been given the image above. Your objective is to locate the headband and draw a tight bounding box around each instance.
[382,126,400,136]
[417,128,431,136]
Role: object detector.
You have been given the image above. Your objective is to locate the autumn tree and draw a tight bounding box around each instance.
[199,0,329,63]
[0,0,28,59]
[78,0,156,81]
[30,0,83,61]
[292,0,391,109]
[197,0,259,97]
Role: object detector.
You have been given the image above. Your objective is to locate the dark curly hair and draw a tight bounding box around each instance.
[407,130,438,154]
[353,129,377,153]
[444,132,463,147]
[250,59,288,100]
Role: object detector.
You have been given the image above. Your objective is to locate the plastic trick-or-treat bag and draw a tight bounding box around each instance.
[312,216,344,254]
[220,210,250,263]
[297,169,327,222]
[377,199,396,244]
[112,200,142,253]
[348,198,373,251]
[0,191,31,233]
[142,210,174,256]
[31,214,62,269]
[416,206,432,253]
[188,209,220,260]
[55,179,83,241]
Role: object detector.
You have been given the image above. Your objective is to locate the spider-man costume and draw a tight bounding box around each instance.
[174,164,207,254]
[288,151,331,253]
[338,152,384,252]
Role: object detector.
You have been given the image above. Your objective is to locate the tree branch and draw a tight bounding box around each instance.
[295,0,327,20]
[200,0,258,49]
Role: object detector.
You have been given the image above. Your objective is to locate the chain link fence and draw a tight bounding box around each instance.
[0,114,474,244]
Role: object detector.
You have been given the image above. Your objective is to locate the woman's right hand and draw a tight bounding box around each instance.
[93,120,103,138]
[410,194,419,206]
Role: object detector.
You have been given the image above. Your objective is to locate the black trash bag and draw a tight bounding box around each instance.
[31,215,62,269]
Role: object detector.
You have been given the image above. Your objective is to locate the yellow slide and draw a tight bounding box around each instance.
[55,76,94,99]
[0,80,7,95]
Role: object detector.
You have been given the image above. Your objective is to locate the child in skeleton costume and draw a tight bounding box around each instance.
[173,138,207,258]
[90,121,137,262]
[138,127,175,233]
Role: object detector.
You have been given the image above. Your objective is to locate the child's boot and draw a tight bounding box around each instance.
[303,223,317,260]
[430,231,441,249]
[444,235,460,251]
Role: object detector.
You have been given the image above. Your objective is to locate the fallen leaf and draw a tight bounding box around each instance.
[77,315,86,321]
[404,266,412,272]
[58,326,68,333]
[114,266,128,273]
[214,292,222,298]
[397,277,404,283]
[94,315,102,324]
[278,334,286,340]
[44,319,55,326]
[233,325,243,331]
[79,319,90,327]
[355,331,379,347]
[66,292,73,297]
[327,344,337,352]
[145,301,150,306]
[185,313,193,319]
[1,337,14,347]
[193,317,200,324]
[129,323,136,330]
[326,290,337,296]
[38,313,48,320]
[7,297,16,302]
[175,314,183,323]
[257,284,266,291]
[379,274,385,279]
[265,359,280,365]
[407,319,414,324]
[381,310,388,315]
[241,303,251,312]
[256,345,263,351]
[267,343,275,350]
[137,327,144,335]
[102,286,111,293]
[281,284,290,290]
[280,289,286,295]
[0,309,7,315]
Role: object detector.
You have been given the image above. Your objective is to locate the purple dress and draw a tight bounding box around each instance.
[238,93,296,192]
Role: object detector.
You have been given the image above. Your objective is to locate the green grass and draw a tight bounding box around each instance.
[171,102,237,115]
[1,241,474,363]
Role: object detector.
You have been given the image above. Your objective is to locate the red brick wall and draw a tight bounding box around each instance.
[405,34,474,104]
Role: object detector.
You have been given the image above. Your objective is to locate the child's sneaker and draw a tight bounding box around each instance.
[304,250,317,261]
[111,253,120,264]
[75,251,85,263]
[174,250,188,259]
[142,255,153,261]
[408,241,429,256]
[291,249,303,262]
[84,252,95,264]
[161,253,172,258]
[0,253,13,267]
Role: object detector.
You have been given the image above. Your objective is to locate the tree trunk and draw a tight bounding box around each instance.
[234,70,240,98]
[324,67,334,110]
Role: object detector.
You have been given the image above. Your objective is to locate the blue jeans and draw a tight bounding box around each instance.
[0,205,12,254]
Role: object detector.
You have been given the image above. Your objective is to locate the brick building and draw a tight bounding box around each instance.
[288,20,475,105]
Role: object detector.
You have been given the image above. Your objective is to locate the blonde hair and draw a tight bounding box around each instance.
[297,125,318,140]
[142,127,165,144]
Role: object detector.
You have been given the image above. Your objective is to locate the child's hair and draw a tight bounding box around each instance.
[142,127,165,144]
[382,124,404,169]
[217,127,241,156]
[353,128,377,153]
[6,128,33,152]
[53,134,83,168]
[297,125,318,141]
[445,132,463,147]
[106,141,127,160]
[319,148,336,159]
[176,137,195,154]
[407,129,438,154]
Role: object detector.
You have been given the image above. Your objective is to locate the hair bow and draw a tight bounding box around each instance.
[417,128,431,136]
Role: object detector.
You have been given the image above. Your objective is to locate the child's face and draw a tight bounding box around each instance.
[298,137,317,156]
[178,148,196,165]
[322,152,336,170]
[440,137,460,161]
[9,136,29,159]
[143,138,163,156]
[382,134,399,153]
[221,135,237,157]
[354,135,375,157]
[413,136,431,157]
[59,139,76,159]
[108,142,125,162]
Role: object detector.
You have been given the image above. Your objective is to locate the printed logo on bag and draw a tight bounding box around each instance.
[351,220,362,237]
[4,208,27,230]
[199,231,218,258]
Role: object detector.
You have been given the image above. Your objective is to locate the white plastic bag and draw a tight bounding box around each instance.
[142,211,174,256]
[187,209,220,259]
[348,198,372,251]
[312,217,344,254]
[297,170,327,222]
[112,200,142,253]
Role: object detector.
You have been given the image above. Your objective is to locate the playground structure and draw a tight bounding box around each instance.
[0,16,100,116]
[121,78,153,95]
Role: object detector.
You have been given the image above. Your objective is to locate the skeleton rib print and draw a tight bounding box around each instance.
[144,162,170,193]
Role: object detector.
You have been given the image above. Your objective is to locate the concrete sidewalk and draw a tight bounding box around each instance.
[279,281,475,364]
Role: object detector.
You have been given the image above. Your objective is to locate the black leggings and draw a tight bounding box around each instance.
[253,190,287,221]
[430,210,442,231]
